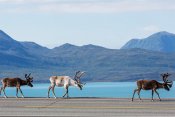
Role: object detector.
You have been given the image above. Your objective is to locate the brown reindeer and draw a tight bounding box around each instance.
[0,73,33,98]
[132,73,173,101]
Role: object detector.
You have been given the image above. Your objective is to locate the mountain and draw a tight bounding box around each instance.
[20,41,50,56]
[0,30,175,82]
[52,44,111,56]
[0,30,30,57]
[0,30,50,68]
[52,43,79,56]
[121,31,175,53]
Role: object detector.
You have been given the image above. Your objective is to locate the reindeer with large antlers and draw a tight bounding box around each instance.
[0,73,33,98]
[48,71,85,98]
[132,73,173,101]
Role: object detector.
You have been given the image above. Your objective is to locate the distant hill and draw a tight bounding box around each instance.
[0,30,175,82]
[20,41,50,57]
[121,31,175,53]
[0,30,30,57]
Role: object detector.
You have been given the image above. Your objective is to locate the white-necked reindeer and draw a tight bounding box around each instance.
[48,71,85,98]
[0,73,33,98]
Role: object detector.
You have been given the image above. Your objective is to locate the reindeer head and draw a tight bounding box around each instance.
[161,73,173,91]
[74,71,85,90]
[25,73,33,87]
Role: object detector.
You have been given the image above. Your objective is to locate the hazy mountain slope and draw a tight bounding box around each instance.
[20,41,51,56]
[121,31,175,53]
[0,30,32,58]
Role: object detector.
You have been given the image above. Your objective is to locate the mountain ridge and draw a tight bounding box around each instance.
[121,31,175,52]
[0,30,175,82]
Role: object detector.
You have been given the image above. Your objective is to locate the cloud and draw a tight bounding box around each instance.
[1,0,175,14]
[37,0,175,13]
[0,0,51,4]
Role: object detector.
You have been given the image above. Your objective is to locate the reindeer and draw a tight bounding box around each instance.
[132,73,173,101]
[0,73,33,98]
[48,71,85,98]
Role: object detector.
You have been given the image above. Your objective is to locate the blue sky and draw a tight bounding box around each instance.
[0,0,175,49]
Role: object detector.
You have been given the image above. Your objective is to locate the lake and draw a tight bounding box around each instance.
[1,82,175,98]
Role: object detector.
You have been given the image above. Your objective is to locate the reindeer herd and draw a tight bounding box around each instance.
[0,71,174,101]
[0,71,85,99]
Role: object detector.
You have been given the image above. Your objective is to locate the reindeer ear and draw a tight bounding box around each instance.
[29,77,33,81]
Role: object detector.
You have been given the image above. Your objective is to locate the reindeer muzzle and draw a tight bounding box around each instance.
[28,83,33,87]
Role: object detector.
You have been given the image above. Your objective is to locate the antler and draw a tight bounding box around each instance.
[162,73,171,82]
[25,74,27,78]
[74,71,86,84]
[74,71,80,81]
[25,73,32,79]
[167,81,173,88]
[74,78,78,82]
[28,73,31,77]
[161,73,173,88]
[76,71,85,79]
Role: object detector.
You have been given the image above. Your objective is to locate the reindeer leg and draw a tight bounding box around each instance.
[152,90,154,101]
[19,87,24,98]
[2,86,7,98]
[16,88,19,98]
[154,90,161,101]
[63,85,69,98]
[132,89,137,101]
[132,89,141,101]
[51,85,56,99]
[63,86,66,98]
[137,89,142,101]
[48,86,52,98]
[66,88,69,98]
[63,90,67,98]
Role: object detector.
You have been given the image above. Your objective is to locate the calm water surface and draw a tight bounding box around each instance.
[1,82,175,98]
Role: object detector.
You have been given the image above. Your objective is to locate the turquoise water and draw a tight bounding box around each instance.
[1,82,175,98]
